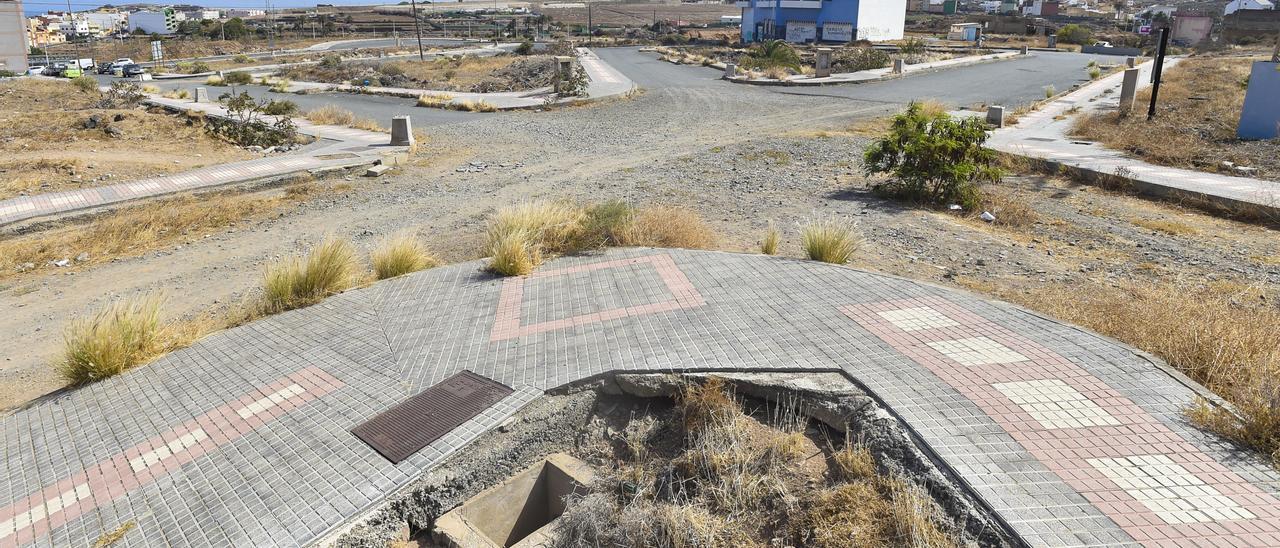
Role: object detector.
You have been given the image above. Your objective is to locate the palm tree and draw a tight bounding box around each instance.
[746,39,800,70]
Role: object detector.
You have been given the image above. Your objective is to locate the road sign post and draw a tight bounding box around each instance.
[1147,28,1168,121]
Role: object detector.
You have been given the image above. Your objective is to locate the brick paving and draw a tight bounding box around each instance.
[2,249,1278,547]
[0,96,405,228]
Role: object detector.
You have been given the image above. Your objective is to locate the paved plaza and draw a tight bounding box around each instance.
[3,249,1279,547]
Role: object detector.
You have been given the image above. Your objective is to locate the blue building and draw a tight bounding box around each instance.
[737,0,907,44]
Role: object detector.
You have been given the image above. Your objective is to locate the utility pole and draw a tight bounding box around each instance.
[66,0,83,64]
[1147,27,1169,120]
[409,0,426,60]
[587,4,592,36]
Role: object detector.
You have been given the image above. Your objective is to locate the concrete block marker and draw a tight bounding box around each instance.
[194,87,209,103]
[893,59,905,74]
[815,48,833,78]
[986,105,1005,128]
[390,115,414,147]
[1047,34,1057,48]
[1119,68,1140,115]
[724,63,737,79]
[1126,57,1137,68]
[1021,45,1029,55]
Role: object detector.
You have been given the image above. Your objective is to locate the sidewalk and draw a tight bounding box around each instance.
[3,249,1279,547]
[723,50,1023,86]
[0,96,407,228]
[277,47,634,110]
[987,58,1280,214]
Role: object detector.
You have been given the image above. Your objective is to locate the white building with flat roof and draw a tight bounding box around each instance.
[0,0,28,73]
[128,8,178,34]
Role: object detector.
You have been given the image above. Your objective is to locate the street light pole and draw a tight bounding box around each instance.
[409,0,426,61]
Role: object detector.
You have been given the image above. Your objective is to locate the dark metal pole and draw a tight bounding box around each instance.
[409,0,426,60]
[1147,27,1168,121]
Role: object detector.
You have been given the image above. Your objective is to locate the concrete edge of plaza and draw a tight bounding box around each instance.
[719,50,1025,87]
[306,249,1242,547]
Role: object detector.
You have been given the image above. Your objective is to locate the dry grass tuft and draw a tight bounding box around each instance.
[977,185,1039,227]
[59,295,212,385]
[416,92,455,108]
[801,215,863,264]
[92,520,136,548]
[371,232,437,280]
[760,222,780,255]
[305,105,382,131]
[1132,217,1198,235]
[678,377,739,435]
[486,229,540,277]
[262,237,360,313]
[162,88,190,100]
[618,206,715,250]
[831,440,876,482]
[454,99,498,113]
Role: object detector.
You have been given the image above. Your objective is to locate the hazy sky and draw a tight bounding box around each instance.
[21,1,423,17]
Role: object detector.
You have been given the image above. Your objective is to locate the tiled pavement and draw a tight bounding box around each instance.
[0,96,406,228]
[987,58,1280,214]
[3,249,1279,547]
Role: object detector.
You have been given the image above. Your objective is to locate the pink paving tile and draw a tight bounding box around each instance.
[0,366,342,544]
[489,253,706,342]
[841,296,1280,545]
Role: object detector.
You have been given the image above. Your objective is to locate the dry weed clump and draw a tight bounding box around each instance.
[416,92,455,108]
[305,105,382,131]
[59,295,213,384]
[482,201,716,276]
[801,215,863,264]
[453,99,498,113]
[262,237,360,313]
[976,185,1039,227]
[760,222,780,255]
[553,378,961,547]
[371,232,437,280]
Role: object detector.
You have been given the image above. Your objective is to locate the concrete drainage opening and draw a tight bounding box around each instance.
[325,372,1020,547]
[432,453,592,547]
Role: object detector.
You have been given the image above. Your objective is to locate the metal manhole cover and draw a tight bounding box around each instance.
[352,371,514,464]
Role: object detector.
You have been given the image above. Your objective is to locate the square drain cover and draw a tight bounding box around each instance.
[352,371,514,463]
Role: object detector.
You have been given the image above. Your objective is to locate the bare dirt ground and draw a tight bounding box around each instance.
[0,79,253,200]
[1,61,1276,412]
[538,2,738,26]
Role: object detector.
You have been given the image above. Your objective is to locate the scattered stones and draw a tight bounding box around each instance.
[75,253,90,262]
[979,211,996,222]
[52,259,70,267]
[83,114,102,129]
[113,113,125,122]
[105,126,124,138]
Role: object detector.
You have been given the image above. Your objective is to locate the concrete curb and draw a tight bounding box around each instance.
[724,51,1024,87]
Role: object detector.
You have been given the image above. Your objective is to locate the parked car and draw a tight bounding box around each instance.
[113,57,134,66]
[43,63,67,76]
[27,65,46,76]
[122,64,146,77]
[96,62,113,74]
[1092,41,1113,48]
[63,66,83,78]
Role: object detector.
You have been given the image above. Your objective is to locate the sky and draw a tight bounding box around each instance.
[21,1,423,17]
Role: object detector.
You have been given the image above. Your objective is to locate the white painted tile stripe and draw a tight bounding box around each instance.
[236,383,306,419]
[128,428,210,472]
[0,484,91,539]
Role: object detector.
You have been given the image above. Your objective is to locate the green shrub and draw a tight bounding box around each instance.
[514,40,534,55]
[378,62,405,77]
[224,71,253,85]
[261,99,298,116]
[741,39,801,70]
[833,48,891,73]
[319,54,342,68]
[0,70,16,77]
[1056,24,1092,45]
[233,54,252,63]
[898,37,927,56]
[862,101,1002,210]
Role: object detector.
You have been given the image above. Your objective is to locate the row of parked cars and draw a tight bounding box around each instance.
[26,58,145,78]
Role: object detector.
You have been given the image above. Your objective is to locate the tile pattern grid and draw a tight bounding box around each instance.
[0,366,341,545]
[843,296,1280,546]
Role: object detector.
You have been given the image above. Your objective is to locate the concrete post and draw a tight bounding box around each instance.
[1021,45,1029,55]
[1118,67,1140,116]
[390,116,414,147]
[892,59,905,74]
[1047,35,1057,48]
[553,56,574,95]
[986,105,1005,128]
[724,63,737,79]
[194,87,209,103]
[1125,57,1136,68]
[815,48,832,78]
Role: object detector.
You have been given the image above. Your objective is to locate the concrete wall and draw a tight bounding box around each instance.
[1238,61,1280,140]
[0,0,27,73]
[856,0,907,40]
[1223,9,1280,42]
[1171,14,1212,44]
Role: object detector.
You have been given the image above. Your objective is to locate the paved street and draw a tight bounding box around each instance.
[3,249,1278,547]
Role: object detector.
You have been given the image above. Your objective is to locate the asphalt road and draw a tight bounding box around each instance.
[94,47,1098,130]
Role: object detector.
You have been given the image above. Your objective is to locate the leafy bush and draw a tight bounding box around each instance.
[863,101,1002,209]
[208,91,299,147]
[96,81,144,108]
[224,71,253,85]
[0,70,16,77]
[319,54,342,68]
[378,62,405,77]
[1056,24,1092,45]
[514,40,534,55]
[261,99,298,116]
[233,54,252,63]
[741,39,801,70]
[833,48,891,73]
[898,37,927,56]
